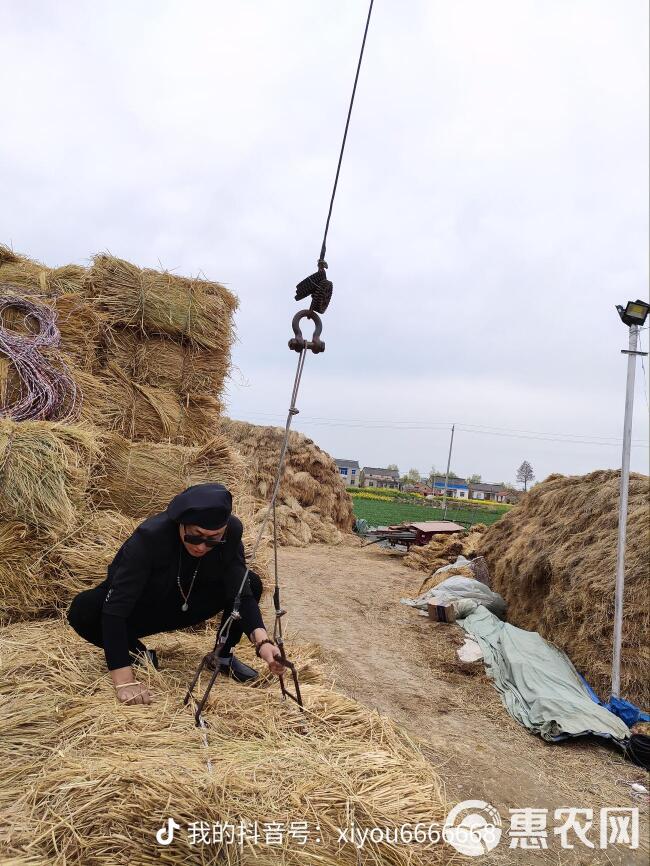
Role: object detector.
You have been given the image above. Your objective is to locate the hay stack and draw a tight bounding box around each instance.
[403,524,488,576]
[220,419,355,547]
[478,471,650,706]
[1,619,449,866]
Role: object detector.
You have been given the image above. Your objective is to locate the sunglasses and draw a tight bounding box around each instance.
[183,530,228,548]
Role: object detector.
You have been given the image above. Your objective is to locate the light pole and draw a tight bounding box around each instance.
[611,299,649,698]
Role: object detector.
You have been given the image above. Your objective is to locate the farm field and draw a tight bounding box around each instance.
[350,495,508,527]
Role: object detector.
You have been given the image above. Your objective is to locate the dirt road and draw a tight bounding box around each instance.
[275,541,648,865]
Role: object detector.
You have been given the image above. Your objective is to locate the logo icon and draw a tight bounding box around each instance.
[443,800,502,856]
[156,817,181,846]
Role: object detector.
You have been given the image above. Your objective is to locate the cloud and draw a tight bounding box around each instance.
[1,0,647,482]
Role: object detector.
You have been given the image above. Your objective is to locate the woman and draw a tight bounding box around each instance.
[67,482,283,705]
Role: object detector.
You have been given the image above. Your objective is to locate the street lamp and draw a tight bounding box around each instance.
[611,298,649,699]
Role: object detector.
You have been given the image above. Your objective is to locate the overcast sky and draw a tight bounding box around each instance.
[1,0,648,484]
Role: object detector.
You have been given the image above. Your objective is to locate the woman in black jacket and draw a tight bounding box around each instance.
[67,483,283,705]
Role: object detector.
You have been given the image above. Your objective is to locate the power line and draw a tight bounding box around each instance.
[238,411,648,447]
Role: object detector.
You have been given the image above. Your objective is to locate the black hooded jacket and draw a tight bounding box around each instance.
[101,511,264,668]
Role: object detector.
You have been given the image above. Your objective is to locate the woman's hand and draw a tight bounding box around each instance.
[115,682,153,705]
[110,666,153,705]
[258,641,285,676]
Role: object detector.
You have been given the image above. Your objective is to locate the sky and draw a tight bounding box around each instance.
[1,0,648,485]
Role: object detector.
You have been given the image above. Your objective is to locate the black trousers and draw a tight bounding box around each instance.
[67,571,263,663]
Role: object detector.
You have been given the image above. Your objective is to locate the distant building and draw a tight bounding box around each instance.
[334,459,360,487]
[360,467,401,489]
[428,477,469,499]
[468,481,507,503]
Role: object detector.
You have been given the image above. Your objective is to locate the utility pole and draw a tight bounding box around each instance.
[612,321,646,697]
[442,424,455,520]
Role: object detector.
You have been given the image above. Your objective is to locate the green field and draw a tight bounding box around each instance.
[351,496,508,528]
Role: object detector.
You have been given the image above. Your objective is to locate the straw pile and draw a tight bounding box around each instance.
[0,618,450,866]
[477,471,650,707]
[219,419,356,547]
[403,524,488,576]
[1,248,236,445]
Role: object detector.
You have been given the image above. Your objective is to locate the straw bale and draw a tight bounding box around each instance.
[0,522,52,624]
[0,510,140,624]
[1,618,448,865]
[85,254,238,352]
[0,420,100,535]
[53,292,106,372]
[0,245,85,297]
[220,419,355,547]
[478,470,650,706]
[403,524,488,575]
[73,364,221,444]
[94,432,248,519]
[105,327,229,396]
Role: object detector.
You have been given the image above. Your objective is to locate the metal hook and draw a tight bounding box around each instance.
[288,309,325,354]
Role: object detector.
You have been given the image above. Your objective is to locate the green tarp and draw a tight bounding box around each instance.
[459,606,630,742]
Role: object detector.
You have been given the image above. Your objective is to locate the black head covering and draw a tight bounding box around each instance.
[166,483,232,529]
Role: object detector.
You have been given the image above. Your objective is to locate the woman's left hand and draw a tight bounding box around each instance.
[258,642,284,676]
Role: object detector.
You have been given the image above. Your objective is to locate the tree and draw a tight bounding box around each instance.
[468,474,482,483]
[401,468,421,485]
[516,461,535,492]
[386,464,399,472]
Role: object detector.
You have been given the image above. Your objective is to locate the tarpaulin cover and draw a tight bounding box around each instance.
[458,606,630,743]
[400,570,507,619]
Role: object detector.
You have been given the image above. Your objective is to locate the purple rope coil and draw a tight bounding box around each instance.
[0,288,80,422]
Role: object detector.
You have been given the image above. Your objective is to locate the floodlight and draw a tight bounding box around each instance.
[615,299,650,327]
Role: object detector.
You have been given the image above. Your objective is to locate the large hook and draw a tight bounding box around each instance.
[288,309,325,354]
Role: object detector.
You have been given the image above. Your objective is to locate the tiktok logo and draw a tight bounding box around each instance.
[156,817,181,846]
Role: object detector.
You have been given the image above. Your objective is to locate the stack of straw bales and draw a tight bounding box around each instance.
[220,419,356,547]
[0,246,254,623]
[1,246,237,443]
[1,619,449,865]
[403,524,488,578]
[477,471,650,707]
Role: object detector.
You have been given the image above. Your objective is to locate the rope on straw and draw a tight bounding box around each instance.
[0,288,80,421]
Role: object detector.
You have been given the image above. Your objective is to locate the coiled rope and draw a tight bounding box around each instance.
[0,289,79,421]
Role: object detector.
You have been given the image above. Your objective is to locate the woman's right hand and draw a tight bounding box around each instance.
[115,683,153,705]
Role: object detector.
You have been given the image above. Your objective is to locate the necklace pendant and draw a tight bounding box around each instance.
[181,602,189,612]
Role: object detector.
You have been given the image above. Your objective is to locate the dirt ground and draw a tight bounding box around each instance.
[275,540,649,865]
